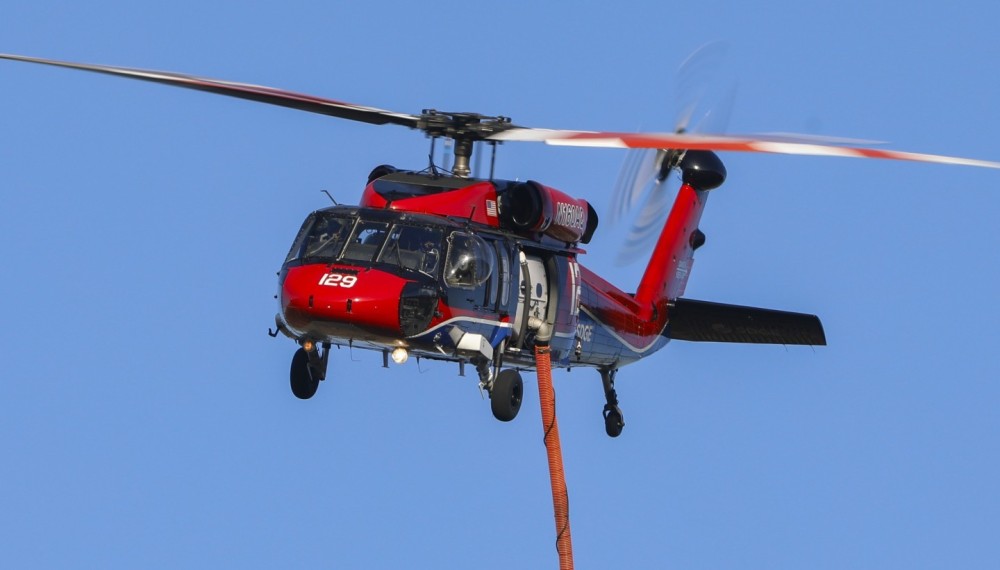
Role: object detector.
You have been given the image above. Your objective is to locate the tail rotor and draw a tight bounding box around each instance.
[611,42,736,265]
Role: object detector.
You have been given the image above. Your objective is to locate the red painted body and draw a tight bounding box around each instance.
[635,183,706,318]
[360,180,503,228]
[281,264,405,341]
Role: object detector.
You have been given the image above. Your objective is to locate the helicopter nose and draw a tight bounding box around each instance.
[281,264,437,339]
[280,264,409,336]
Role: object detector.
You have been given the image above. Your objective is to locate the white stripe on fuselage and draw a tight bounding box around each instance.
[578,306,667,355]
[408,316,512,339]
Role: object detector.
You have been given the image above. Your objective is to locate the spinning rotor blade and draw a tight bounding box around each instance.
[491,129,1000,169]
[4,53,996,170]
[0,53,421,128]
[616,178,676,266]
[610,148,659,225]
[673,40,735,136]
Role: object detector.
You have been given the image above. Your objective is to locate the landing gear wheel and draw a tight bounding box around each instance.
[290,347,319,399]
[600,368,624,438]
[603,404,625,438]
[491,369,523,422]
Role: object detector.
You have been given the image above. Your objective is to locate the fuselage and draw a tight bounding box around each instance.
[273,167,703,371]
[278,243,671,371]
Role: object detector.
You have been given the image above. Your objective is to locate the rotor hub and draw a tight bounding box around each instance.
[418,111,514,177]
[417,110,513,141]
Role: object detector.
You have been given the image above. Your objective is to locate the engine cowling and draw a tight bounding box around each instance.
[498,181,599,244]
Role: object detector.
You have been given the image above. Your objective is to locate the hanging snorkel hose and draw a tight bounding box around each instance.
[530,317,575,569]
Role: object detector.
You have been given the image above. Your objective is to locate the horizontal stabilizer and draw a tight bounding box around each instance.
[667,298,826,345]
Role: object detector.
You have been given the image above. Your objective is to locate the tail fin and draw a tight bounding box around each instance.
[629,150,826,346]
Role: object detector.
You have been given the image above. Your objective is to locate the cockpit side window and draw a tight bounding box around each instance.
[341,221,391,263]
[445,232,495,289]
[379,225,444,277]
[286,213,352,263]
[285,214,315,264]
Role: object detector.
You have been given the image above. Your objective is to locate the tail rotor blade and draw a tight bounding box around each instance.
[610,148,659,225]
[609,42,735,264]
[674,41,733,134]
[616,177,678,266]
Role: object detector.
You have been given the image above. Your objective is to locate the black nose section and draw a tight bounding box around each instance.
[399,282,439,336]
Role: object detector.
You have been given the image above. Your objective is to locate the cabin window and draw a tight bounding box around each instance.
[444,232,494,290]
[379,225,444,277]
[483,239,500,307]
[342,221,390,263]
[495,241,511,307]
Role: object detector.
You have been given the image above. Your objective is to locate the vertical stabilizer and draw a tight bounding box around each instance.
[632,150,725,320]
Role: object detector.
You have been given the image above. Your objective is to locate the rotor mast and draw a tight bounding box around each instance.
[452,139,474,178]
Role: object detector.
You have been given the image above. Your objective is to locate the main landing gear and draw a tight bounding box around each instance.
[490,369,524,422]
[290,341,330,399]
[601,367,625,438]
[474,353,524,423]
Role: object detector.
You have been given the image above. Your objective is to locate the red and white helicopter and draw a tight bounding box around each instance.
[3,53,996,437]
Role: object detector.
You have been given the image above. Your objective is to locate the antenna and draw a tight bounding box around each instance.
[320,190,338,205]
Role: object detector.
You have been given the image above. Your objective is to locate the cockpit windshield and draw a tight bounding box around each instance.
[285,211,446,278]
[342,221,391,263]
[379,225,444,277]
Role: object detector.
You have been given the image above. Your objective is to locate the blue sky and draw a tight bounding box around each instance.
[2,2,999,568]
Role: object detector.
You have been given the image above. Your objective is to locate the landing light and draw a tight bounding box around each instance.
[391,347,409,365]
[302,340,315,352]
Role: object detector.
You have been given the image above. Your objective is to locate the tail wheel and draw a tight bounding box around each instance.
[491,369,523,422]
[603,405,625,438]
[290,347,319,399]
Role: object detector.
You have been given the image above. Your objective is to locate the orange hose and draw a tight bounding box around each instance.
[535,343,574,569]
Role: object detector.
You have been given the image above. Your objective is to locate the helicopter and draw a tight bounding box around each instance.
[2,53,998,438]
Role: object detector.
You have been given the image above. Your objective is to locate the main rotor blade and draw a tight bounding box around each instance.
[492,129,1000,169]
[0,53,421,128]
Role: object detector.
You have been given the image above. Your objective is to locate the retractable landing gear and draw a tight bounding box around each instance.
[600,368,624,438]
[290,341,330,399]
